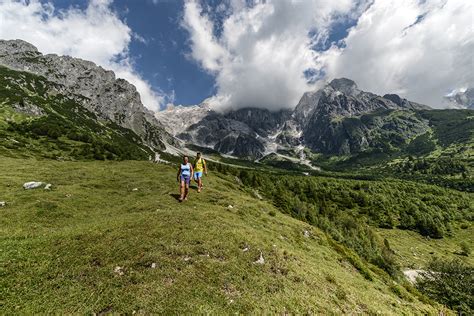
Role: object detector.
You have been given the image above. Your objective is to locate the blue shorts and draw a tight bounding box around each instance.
[194,171,203,180]
[180,175,190,185]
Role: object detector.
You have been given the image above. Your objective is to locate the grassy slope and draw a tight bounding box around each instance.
[378,227,474,269]
[0,157,445,314]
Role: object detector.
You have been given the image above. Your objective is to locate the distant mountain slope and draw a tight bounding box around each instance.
[444,88,474,109]
[301,79,430,155]
[0,65,153,160]
[0,39,174,150]
[157,78,432,159]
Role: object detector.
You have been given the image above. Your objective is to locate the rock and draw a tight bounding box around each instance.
[328,78,359,96]
[303,230,310,238]
[23,181,44,190]
[114,266,124,276]
[254,251,265,265]
[12,99,45,116]
[0,201,6,207]
[44,183,52,190]
[227,205,234,209]
[132,188,138,192]
[151,263,156,269]
[234,176,243,185]
[242,245,250,252]
[403,269,425,284]
[252,190,263,200]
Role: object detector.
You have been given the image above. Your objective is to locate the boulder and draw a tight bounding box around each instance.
[23,182,44,190]
[254,251,265,265]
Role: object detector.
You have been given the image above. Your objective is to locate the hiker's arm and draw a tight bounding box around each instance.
[204,160,208,175]
[176,167,181,181]
[190,164,194,179]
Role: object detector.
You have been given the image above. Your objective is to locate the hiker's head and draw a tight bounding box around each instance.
[197,152,201,159]
[183,155,189,163]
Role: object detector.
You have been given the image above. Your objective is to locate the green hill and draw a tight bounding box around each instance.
[0,65,153,160]
[1,63,472,314]
[308,108,474,191]
[0,157,454,314]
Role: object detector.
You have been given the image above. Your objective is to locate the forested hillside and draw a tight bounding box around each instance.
[0,66,153,160]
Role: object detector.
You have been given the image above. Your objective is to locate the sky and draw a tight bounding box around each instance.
[0,0,472,112]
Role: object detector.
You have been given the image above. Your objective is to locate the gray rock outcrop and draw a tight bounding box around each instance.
[0,39,173,150]
[159,77,432,158]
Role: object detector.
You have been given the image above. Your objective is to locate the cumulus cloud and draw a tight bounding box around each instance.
[182,0,356,111]
[183,0,473,110]
[0,0,167,111]
[321,0,474,108]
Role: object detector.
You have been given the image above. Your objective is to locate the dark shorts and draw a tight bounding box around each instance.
[180,175,190,185]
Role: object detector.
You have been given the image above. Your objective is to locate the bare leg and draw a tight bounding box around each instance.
[184,183,189,200]
[198,178,202,192]
[179,181,185,201]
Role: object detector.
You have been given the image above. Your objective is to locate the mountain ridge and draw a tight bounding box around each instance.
[0,39,173,151]
[157,77,432,159]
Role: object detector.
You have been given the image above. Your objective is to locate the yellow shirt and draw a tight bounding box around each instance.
[194,158,205,172]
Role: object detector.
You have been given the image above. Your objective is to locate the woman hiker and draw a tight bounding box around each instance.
[176,155,193,202]
[193,152,207,193]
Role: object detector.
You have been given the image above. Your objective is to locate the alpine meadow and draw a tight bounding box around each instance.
[1,0,473,314]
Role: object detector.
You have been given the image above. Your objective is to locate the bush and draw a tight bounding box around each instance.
[416,258,474,314]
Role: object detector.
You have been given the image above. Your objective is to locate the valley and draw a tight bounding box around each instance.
[1,157,469,314]
[0,39,472,314]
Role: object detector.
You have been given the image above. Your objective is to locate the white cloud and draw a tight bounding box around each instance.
[321,0,474,108]
[0,0,166,111]
[183,0,473,110]
[182,0,356,111]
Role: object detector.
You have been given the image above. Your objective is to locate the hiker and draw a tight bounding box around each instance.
[193,152,207,193]
[177,155,193,202]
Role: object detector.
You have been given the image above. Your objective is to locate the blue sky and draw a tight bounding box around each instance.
[50,0,217,106]
[0,0,472,110]
[37,0,360,106]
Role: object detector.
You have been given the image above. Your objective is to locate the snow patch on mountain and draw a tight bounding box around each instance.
[155,101,212,136]
[443,88,474,109]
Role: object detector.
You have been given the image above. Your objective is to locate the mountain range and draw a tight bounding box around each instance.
[157,77,431,159]
[1,39,473,314]
[1,39,472,174]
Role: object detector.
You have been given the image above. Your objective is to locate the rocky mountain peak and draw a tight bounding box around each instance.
[0,39,39,55]
[329,78,359,96]
[0,39,173,150]
[444,88,474,109]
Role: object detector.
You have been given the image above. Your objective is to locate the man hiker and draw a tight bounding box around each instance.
[193,152,207,193]
[177,155,193,202]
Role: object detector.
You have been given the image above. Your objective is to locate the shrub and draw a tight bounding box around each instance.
[416,258,474,314]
